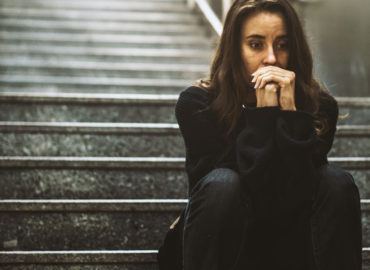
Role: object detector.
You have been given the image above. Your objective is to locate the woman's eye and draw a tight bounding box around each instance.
[276,42,288,50]
[249,42,263,49]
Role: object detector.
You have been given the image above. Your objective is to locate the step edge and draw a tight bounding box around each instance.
[0,92,178,104]
[0,199,368,212]
[1,122,369,136]
[0,248,369,263]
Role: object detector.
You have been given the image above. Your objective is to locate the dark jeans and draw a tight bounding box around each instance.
[182,166,362,270]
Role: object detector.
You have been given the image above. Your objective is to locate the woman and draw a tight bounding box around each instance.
[158,0,362,269]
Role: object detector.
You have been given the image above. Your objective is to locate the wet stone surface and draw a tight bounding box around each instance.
[0,168,367,200]
[0,211,368,250]
[337,107,370,125]
[0,265,158,270]
[330,136,370,157]
[0,169,188,199]
[348,170,370,199]
[0,133,366,157]
[0,212,179,251]
[0,103,177,123]
[0,133,185,157]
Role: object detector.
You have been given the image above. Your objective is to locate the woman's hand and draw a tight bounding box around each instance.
[252,66,296,111]
[255,82,279,107]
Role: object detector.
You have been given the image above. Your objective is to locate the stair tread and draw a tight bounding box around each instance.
[0,156,369,169]
[0,199,367,212]
[0,45,213,57]
[1,249,368,263]
[0,0,187,11]
[0,199,188,212]
[1,92,370,106]
[0,121,369,136]
[0,8,197,22]
[0,19,203,33]
[0,250,158,263]
[0,31,211,44]
[0,60,209,72]
[0,75,191,88]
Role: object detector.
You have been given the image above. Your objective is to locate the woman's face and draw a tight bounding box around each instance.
[240,11,289,78]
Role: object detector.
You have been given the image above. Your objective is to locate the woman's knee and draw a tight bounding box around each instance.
[192,168,242,210]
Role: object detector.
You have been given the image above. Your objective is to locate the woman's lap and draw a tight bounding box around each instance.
[183,165,362,270]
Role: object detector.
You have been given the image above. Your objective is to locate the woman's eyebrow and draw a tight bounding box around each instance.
[245,34,288,39]
[245,34,265,39]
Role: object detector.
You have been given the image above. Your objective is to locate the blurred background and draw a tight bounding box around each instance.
[0,0,369,269]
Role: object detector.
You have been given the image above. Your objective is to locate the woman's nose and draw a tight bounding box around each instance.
[263,46,277,65]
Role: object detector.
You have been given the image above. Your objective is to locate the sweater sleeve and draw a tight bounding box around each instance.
[175,87,236,193]
[236,106,318,221]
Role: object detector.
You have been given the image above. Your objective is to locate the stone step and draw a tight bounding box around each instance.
[0,60,208,80]
[0,200,185,251]
[1,93,370,123]
[0,122,185,157]
[337,97,370,125]
[2,122,368,135]
[0,93,178,123]
[0,250,158,265]
[0,18,205,35]
[0,0,187,12]
[1,156,369,170]
[1,165,368,199]
[0,75,189,94]
[0,122,368,157]
[0,156,185,169]
[0,32,214,49]
[0,200,368,250]
[0,45,213,64]
[0,168,188,199]
[331,125,370,157]
[0,157,369,199]
[0,250,369,269]
[0,8,197,23]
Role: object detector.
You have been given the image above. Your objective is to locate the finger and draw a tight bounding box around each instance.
[252,66,284,77]
[252,69,285,87]
[255,73,286,89]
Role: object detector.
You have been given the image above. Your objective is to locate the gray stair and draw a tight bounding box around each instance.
[0,122,369,157]
[0,46,213,64]
[0,60,209,79]
[0,19,205,35]
[0,92,178,123]
[0,200,368,250]
[0,0,369,268]
[0,75,191,94]
[0,8,197,23]
[0,200,185,250]
[0,0,188,12]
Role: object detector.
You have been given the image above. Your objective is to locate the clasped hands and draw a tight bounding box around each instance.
[251,66,296,111]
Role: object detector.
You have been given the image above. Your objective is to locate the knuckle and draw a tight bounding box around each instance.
[283,77,290,84]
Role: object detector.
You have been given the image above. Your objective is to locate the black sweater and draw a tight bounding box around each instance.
[175,86,338,222]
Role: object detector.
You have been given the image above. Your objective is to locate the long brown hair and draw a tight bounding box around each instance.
[196,0,327,140]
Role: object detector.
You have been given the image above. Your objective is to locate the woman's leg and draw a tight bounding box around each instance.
[183,168,248,270]
[310,164,362,270]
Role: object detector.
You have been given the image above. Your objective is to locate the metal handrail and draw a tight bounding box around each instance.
[188,0,223,36]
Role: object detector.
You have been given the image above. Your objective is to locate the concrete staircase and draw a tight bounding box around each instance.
[0,0,369,269]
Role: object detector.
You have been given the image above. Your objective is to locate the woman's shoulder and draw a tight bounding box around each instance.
[176,85,212,111]
[175,85,214,124]
[179,85,211,102]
